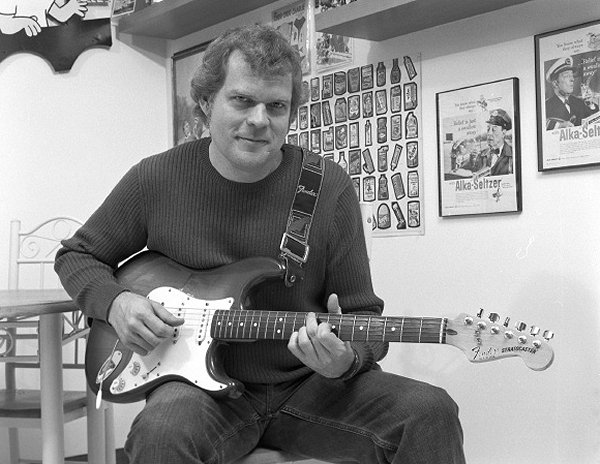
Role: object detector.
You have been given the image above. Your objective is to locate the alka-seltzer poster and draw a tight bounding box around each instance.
[535,20,600,171]
[288,54,423,236]
[436,78,522,217]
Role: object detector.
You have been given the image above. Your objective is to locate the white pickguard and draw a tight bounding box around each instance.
[109,287,234,396]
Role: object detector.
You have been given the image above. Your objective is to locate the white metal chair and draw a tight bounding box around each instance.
[234,447,320,463]
[0,217,115,464]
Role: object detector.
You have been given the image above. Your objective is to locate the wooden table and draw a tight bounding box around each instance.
[0,289,114,464]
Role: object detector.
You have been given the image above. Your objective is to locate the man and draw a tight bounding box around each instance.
[545,56,598,130]
[55,25,464,464]
[474,109,513,176]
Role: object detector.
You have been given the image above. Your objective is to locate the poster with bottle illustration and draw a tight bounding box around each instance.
[436,78,522,217]
[272,0,310,74]
[287,54,424,236]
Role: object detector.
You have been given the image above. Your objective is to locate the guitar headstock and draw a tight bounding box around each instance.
[446,310,554,371]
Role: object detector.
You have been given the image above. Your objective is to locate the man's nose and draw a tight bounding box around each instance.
[247,104,269,127]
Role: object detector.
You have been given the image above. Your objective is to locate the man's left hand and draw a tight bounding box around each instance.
[288,293,356,378]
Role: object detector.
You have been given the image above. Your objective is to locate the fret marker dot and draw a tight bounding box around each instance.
[391,327,396,331]
[279,318,283,322]
[359,326,364,330]
[277,329,281,334]
[228,322,232,326]
[253,323,258,327]
[239,323,244,326]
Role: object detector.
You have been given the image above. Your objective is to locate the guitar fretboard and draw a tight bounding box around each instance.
[210,310,447,344]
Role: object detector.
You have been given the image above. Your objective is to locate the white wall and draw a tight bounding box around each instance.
[0,28,169,461]
[1,0,599,462]
[369,3,600,463]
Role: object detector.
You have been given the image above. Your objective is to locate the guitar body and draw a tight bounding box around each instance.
[85,251,286,403]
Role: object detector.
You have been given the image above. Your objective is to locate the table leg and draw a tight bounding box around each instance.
[87,387,106,464]
[39,313,65,464]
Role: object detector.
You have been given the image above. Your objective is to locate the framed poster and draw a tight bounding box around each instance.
[436,78,522,217]
[172,41,211,146]
[535,20,600,171]
[272,0,310,74]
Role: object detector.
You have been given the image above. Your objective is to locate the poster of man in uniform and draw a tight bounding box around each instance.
[436,78,522,217]
[535,19,600,171]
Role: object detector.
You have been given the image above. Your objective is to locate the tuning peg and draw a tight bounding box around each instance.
[503,317,510,327]
[530,326,540,336]
[543,330,554,341]
[515,321,527,332]
[477,308,484,318]
[488,312,500,323]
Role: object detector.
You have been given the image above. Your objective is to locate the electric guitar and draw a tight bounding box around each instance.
[85,251,554,404]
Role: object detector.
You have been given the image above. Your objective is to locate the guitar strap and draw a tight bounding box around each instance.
[279,147,324,287]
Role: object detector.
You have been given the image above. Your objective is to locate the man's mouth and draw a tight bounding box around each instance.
[238,136,267,144]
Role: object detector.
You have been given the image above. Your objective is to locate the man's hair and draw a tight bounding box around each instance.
[190,24,303,127]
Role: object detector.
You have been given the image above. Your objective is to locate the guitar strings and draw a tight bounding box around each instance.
[154,305,446,340]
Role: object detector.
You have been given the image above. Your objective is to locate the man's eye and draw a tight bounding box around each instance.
[270,102,286,110]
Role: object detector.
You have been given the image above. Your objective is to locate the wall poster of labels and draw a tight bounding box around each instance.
[287,54,423,236]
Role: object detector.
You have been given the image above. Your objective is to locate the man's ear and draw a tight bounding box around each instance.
[198,95,211,119]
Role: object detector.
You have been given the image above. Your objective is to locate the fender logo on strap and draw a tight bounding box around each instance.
[296,185,318,197]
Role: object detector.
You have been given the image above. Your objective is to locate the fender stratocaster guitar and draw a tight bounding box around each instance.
[86,251,554,404]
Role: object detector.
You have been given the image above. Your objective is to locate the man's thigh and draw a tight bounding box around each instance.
[260,369,463,464]
[126,381,264,463]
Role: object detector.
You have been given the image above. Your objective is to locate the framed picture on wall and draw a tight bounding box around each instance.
[172,41,211,146]
[436,77,522,217]
[535,19,600,171]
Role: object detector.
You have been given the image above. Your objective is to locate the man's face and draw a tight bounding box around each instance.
[553,70,575,97]
[487,124,505,149]
[200,50,293,181]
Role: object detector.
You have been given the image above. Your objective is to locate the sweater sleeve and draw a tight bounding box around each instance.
[54,164,148,321]
[325,179,389,378]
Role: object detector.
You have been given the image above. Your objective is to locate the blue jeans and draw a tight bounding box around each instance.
[125,368,465,464]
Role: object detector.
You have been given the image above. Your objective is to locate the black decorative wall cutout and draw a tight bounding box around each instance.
[0,17,112,73]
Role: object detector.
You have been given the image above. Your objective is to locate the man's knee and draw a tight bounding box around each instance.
[128,382,206,444]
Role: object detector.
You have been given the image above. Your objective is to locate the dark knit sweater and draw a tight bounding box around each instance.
[55,138,387,384]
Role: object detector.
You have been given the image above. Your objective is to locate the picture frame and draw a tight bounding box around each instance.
[436,77,522,217]
[535,19,600,171]
[172,41,211,146]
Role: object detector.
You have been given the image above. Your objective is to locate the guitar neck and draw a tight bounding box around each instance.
[211,310,448,344]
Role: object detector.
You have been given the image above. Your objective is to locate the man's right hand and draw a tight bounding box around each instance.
[107,292,185,356]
